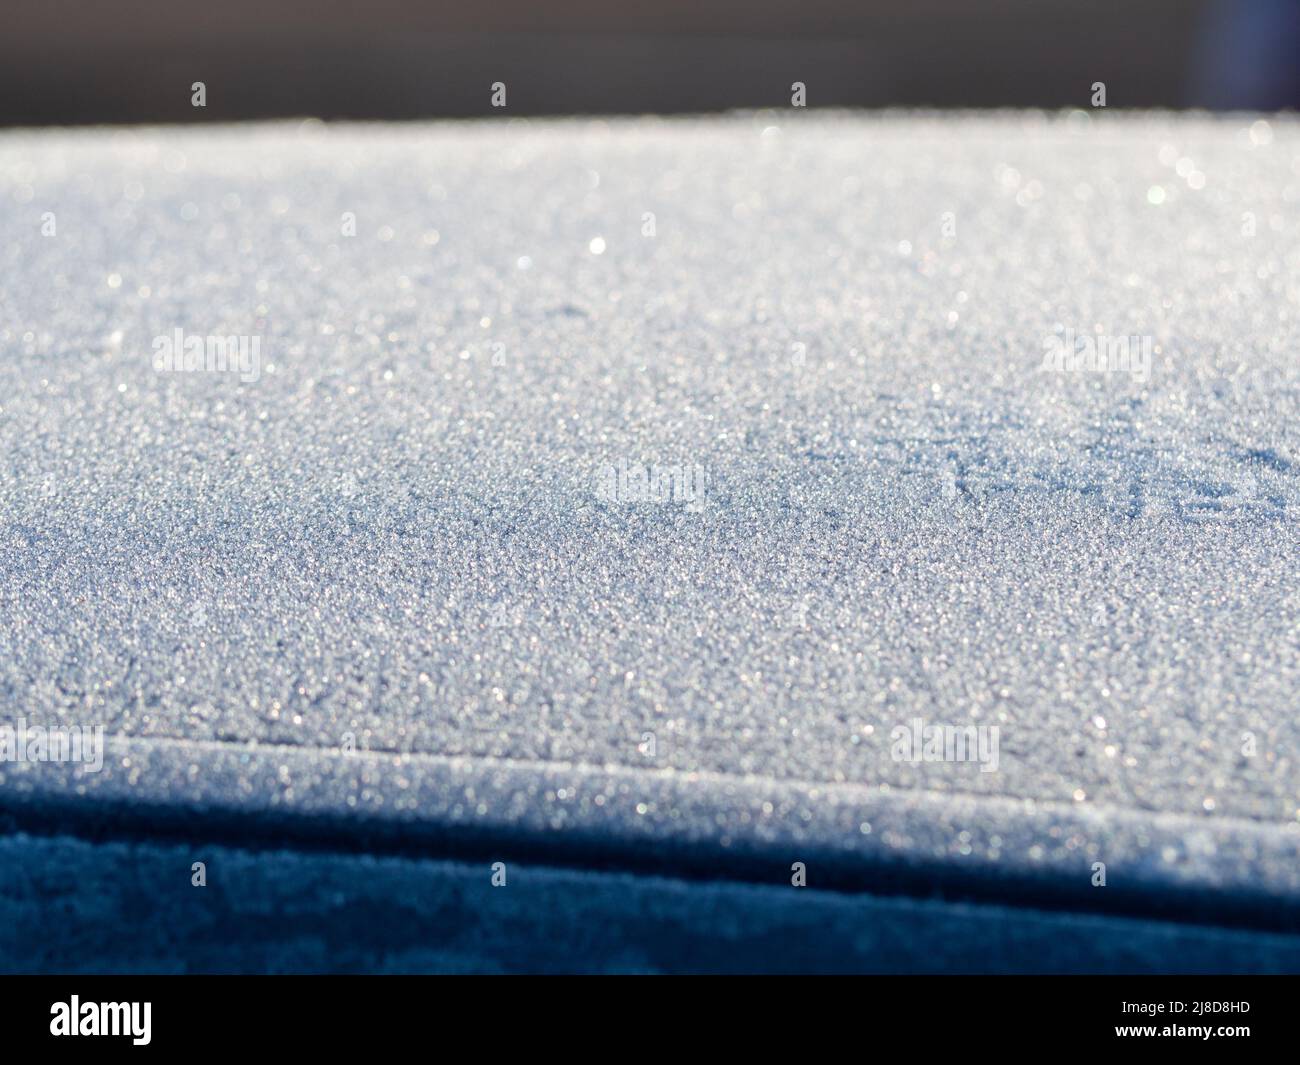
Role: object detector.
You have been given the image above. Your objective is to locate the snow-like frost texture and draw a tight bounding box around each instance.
[0,113,1298,901]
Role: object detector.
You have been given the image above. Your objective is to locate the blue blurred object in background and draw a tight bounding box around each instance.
[1193,0,1300,109]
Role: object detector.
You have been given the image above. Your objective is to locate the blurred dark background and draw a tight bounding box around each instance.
[1,0,1297,125]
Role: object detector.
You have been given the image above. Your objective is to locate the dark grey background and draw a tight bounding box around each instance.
[2,0,1297,125]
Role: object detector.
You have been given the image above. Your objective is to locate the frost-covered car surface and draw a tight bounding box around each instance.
[1,113,1299,971]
